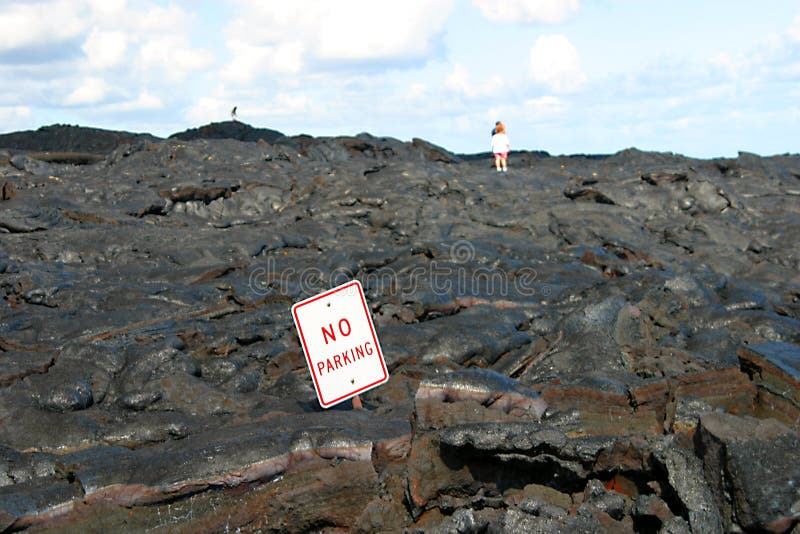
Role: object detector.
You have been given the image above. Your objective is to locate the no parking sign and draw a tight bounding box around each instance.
[291,280,389,408]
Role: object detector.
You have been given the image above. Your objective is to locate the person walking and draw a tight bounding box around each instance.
[491,121,510,172]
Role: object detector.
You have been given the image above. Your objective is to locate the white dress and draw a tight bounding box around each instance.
[491,133,510,154]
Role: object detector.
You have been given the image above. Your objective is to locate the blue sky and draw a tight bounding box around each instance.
[0,0,798,158]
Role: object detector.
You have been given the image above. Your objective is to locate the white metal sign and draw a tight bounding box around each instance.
[291,280,389,408]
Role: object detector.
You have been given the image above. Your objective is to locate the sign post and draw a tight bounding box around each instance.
[291,280,389,408]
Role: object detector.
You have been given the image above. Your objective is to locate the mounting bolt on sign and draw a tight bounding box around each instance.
[291,280,389,408]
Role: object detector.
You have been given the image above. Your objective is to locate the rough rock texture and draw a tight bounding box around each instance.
[0,124,799,532]
[739,342,800,428]
[0,124,158,155]
[696,413,800,533]
[168,120,285,144]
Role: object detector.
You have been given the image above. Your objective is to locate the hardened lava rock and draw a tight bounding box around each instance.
[0,123,798,532]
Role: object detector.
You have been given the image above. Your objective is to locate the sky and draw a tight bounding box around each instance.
[0,0,798,158]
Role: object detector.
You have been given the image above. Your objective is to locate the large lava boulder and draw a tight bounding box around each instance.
[168,121,284,144]
[0,124,158,154]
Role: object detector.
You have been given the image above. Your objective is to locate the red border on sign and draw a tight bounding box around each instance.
[291,280,388,408]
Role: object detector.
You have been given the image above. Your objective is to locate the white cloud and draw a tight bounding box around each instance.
[0,106,32,130]
[137,4,189,34]
[270,42,306,74]
[445,64,504,98]
[485,107,518,135]
[224,0,455,78]
[64,77,109,105]
[0,1,214,91]
[315,2,452,60]
[221,43,273,83]
[82,29,128,69]
[0,1,88,52]
[77,2,213,82]
[523,95,565,120]
[186,90,311,125]
[446,64,472,94]
[529,34,586,92]
[789,15,800,42]
[708,52,741,75]
[409,83,428,99]
[667,117,692,131]
[222,40,305,83]
[701,15,800,88]
[84,0,127,22]
[0,0,216,135]
[116,91,163,111]
[137,37,214,83]
[453,115,475,134]
[186,96,229,125]
[786,61,800,77]
[271,93,311,115]
[472,0,580,24]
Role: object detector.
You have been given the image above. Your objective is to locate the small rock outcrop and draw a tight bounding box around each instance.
[168,120,284,144]
[0,124,158,154]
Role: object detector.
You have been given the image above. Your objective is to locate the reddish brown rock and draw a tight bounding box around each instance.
[1,181,14,200]
[33,457,380,533]
[665,366,757,444]
[541,380,662,437]
[738,342,800,430]
[593,438,652,475]
[415,369,547,430]
[405,433,476,518]
[504,482,573,511]
[670,367,756,415]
